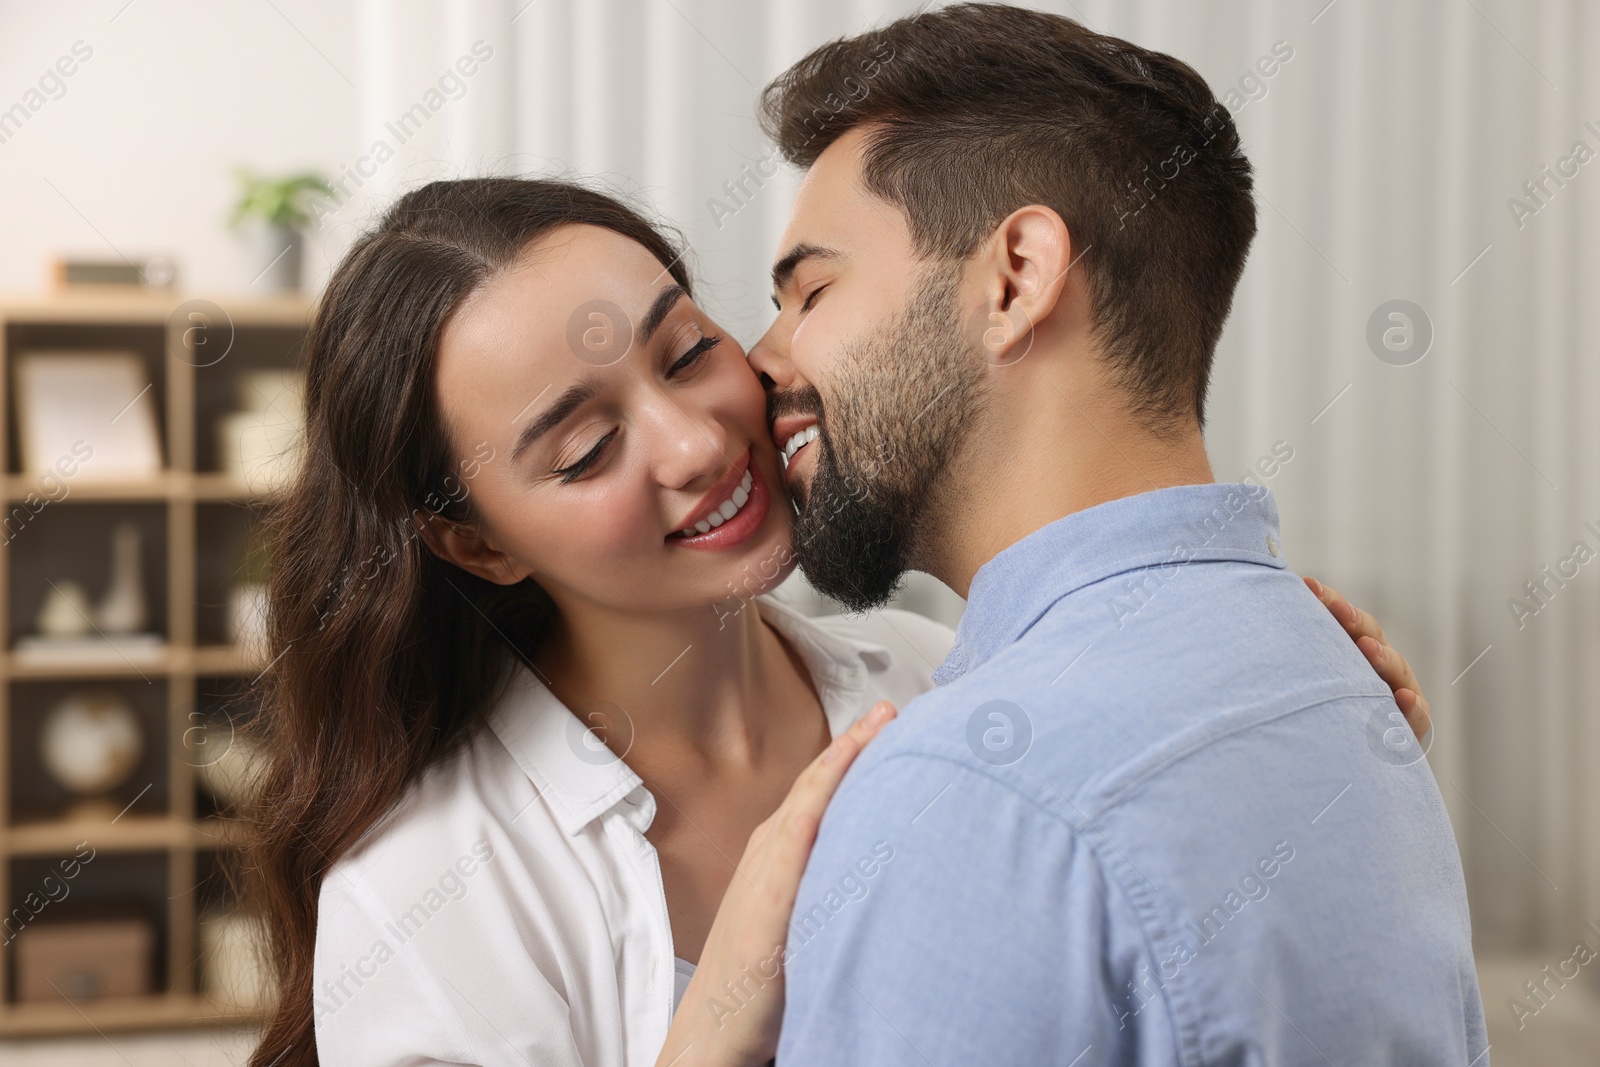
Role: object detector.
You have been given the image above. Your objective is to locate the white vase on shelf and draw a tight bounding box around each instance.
[227,583,270,656]
[95,521,148,634]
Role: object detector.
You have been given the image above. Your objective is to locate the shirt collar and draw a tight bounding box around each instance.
[932,483,1287,686]
[754,594,895,741]
[488,593,895,837]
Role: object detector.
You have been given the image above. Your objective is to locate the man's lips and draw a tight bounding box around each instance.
[771,413,821,474]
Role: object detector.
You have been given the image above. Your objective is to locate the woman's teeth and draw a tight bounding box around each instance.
[782,425,819,465]
[676,468,754,537]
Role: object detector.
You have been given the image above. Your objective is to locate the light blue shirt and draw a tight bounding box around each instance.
[777,483,1487,1066]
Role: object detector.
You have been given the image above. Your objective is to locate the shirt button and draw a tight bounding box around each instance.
[1266,534,1280,557]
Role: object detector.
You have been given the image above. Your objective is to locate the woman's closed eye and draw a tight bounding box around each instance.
[668,330,723,375]
[555,430,616,483]
[553,331,724,484]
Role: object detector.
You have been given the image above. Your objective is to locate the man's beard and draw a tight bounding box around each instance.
[778,260,987,612]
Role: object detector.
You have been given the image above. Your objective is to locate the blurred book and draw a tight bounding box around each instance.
[52,255,176,289]
[13,350,164,480]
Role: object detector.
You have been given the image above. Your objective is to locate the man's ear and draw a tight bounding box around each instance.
[971,204,1074,366]
[412,508,532,586]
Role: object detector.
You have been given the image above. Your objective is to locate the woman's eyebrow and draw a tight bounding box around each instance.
[639,283,687,344]
[511,376,602,463]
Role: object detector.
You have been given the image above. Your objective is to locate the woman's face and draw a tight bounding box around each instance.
[429,224,797,618]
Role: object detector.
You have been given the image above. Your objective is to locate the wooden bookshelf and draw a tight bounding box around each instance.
[0,290,309,1036]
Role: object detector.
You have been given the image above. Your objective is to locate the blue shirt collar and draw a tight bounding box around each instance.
[932,483,1288,685]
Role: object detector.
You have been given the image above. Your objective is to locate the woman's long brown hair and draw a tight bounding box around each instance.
[245,177,692,1066]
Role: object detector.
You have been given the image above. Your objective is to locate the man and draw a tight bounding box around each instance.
[747,4,1487,1064]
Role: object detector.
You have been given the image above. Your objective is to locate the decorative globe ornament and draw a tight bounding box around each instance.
[39,690,144,818]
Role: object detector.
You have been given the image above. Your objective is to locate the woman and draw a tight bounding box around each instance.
[246,177,1429,1067]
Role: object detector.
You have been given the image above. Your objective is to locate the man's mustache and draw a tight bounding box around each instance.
[765,383,825,429]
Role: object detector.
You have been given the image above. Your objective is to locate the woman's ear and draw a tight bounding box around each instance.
[412,508,532,586]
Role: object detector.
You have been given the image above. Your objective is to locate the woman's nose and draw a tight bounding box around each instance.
[648,400,733,491]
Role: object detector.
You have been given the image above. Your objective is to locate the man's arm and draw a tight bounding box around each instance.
[776,752,1179,1066]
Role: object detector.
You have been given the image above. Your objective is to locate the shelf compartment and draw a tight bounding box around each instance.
[194,325,306,478]
[7,678,169,826]
[197,503,270,649]
[5,850,169,1005]
[191,675,263,822]
[5,501,170,650]
[2,320,169,479]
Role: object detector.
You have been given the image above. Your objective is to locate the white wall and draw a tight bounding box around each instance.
[0,1,355,293]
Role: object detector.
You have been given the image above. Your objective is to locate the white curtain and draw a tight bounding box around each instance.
[349,0,1600,953]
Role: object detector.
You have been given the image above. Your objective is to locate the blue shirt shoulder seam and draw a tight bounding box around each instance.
[1079,689,1398,823]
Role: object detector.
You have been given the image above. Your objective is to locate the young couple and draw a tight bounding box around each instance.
[249,5,1484,1066]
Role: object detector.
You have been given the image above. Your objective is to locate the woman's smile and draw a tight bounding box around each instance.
[666,447,772,551]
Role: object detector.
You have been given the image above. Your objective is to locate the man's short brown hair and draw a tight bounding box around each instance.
[759,2,1257,430]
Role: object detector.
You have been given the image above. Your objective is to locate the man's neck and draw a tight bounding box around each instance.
[918,375,1215,600]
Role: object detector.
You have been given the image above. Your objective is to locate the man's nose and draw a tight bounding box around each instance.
[746,322,795,390]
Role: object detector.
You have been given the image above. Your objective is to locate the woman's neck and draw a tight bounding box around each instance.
[531,594,819,768]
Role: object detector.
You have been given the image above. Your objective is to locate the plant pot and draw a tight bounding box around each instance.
[241,222,303,292]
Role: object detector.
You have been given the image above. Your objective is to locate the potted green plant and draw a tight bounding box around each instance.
[228,168,336,293]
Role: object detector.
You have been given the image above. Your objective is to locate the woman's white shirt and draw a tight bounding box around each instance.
[311,595,955,1067]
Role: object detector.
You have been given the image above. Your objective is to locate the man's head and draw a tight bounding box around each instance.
[750,2,1256,610]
